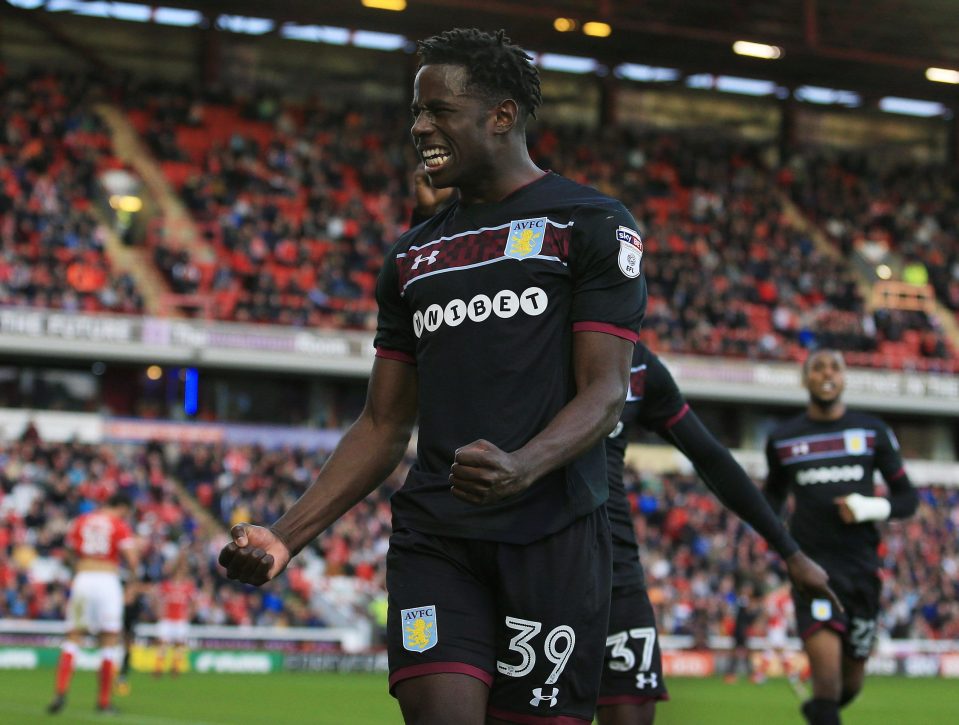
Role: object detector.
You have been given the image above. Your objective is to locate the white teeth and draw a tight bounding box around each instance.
[422,147,451,167]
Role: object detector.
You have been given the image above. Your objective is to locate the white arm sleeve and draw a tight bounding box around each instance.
[843,493,892,523]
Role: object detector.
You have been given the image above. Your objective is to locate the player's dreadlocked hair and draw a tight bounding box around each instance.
[417,28,542,120]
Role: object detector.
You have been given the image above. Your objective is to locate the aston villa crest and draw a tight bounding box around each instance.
[401,605,438,652]
[506,217,547,259]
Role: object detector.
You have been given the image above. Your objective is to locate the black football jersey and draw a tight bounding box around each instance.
[605,344,688,586]
[765,411,909,571]
[375,172,647,543]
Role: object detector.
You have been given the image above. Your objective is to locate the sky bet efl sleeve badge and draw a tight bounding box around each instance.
[401,605,438,652]
[616,225,643,278]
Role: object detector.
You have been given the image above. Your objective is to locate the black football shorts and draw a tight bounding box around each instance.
[793,565,881,661]
[598,582,669,706]
[387,506,612,723]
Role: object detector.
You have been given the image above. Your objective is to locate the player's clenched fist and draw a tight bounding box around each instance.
[218,523,291,586]
[449,439,532,505]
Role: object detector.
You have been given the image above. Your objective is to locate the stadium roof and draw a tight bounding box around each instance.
[152,0,959,105]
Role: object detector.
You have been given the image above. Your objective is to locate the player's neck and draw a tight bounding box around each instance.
[807,399,846,421]
[459,156,544,206]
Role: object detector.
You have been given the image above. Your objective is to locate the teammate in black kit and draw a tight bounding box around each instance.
[115,579,146,696]
[724,584,761,684]
[764,349,918,725]
[598,343,838,725]
[219,28,646,724]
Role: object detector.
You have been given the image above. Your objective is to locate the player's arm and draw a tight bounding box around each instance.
[662,410,800,559]
[450,331,632,504]
[636,352,797,555]
[762,436,790,518]
[219,357,418,585]
[835,423,918,524]
[656,390,840,610]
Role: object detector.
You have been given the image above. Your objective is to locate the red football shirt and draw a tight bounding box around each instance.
[67,512,133,565]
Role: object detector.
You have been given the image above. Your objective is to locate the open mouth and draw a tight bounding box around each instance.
[421,146,452,171]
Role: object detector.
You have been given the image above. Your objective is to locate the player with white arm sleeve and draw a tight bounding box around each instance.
[764,349,918,725]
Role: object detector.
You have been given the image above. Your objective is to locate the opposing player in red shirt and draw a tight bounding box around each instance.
[154,558,195,677]
[752,585,799,689]
[48,493,138,715]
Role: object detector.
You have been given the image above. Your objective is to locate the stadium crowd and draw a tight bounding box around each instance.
[3,435,957,645]
[785,152,959,317]
[0,70,954,370]
[128,86,412,328]
[0,72,144,315]
[169,97,959,365]
[134,93,955,369]
[1,69,956,662]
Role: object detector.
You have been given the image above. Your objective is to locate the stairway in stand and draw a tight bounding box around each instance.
[95,103,217,319]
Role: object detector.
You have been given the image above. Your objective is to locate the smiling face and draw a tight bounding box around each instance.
[410,64,499,192]
[803,349,846,409]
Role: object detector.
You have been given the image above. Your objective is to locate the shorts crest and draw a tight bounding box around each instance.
[811,599,833,622]
[401,605,438,652]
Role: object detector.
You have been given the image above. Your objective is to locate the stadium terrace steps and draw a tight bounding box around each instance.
[89,205,169,314]
[95,103,215,268]
[777,190,958,363]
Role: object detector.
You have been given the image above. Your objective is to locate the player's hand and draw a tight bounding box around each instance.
[784,550,844,614]
[413,164,455,217]
[449,439,532,505]
[834,496,856,524]
[218,523,291,586]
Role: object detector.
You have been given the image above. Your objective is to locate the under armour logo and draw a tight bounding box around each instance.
[791,442,810,457]
[529,687,559,708]
[636,672,658,689]
[411,250,439,269]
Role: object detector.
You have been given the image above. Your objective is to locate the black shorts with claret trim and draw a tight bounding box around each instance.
[386,506,612,724]
[793,565,880,661]
[598,582,669,706]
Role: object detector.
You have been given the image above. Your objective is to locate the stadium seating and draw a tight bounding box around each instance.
[123,89,954,369]
[0,437,320,629]
[128,91,410,328]
[784,152,959,320]
[0,72,144,315]
[1,71,953,370]
[4,436,956,641]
